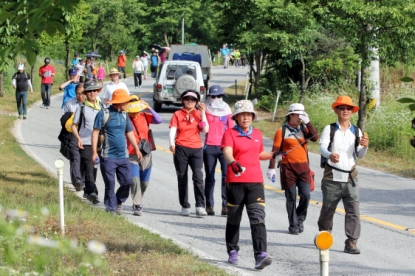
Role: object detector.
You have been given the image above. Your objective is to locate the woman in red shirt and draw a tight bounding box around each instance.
[169,90,209,217]
[221,100,277,270]
[125,96,162,216]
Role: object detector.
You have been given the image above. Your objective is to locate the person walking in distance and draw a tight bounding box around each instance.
[220,44,231,69]
[267,103,319,235]
[203,85,234,216]
[103,68,130,106]
[117,50,127,80]
[71,80,104,204]
[132,56,144,89]
[96,62,106,87]
[169,90,209,217]
[125,96,162,216]
[39,57,55,108]
[91,89,142,215]
[12,63,33,119]
[318,95,369,254]
[221,100,278,270]
[150,50,159,78]
[141,51,150,80]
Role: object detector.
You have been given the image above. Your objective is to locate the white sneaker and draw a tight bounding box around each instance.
[181,208,190,216]
[196,207,207,216]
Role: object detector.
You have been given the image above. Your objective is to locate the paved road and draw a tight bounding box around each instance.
[14,66,415,275]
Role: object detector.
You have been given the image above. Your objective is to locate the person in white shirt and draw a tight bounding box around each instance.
[103,68,130,106]
[132,56,144,89]
[141,52,150,80]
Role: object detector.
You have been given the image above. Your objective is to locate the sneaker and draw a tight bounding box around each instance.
[344,240,360,254]
[73,181,82,192]
[82,192,88,199]
[206,206,215,216]
[228,250,238,265]
[23,116,27,120]
[289,228,299,235]
[196,207,207,216]
[139,85,141,88]
[221,206,228,216]
[116,204,123,215]
[135,86,138,89]
[87,193,99,204]
[181,207,190,216]
[46,106,49,109]
[299,224,304,233]
[133,205,142,216]
[18,115,22,119]
[254,252,272,270]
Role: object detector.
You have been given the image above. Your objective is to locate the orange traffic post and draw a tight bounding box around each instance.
[314,231,334,276]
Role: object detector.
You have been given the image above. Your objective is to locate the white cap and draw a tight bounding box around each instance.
[17,63,24,70]
[286,103,305,116]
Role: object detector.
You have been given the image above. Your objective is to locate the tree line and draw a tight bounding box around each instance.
[1,0,415,130]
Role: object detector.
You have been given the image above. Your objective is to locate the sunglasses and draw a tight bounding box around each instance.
[183,97,197,102]
[210,95,223,99]
[336,106,353,111]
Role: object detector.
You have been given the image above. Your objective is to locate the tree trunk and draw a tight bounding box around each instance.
[299,51,306,103]
[253,50,262,95]
[164,31,170,47]
[65,39,70,80]
[358,62,367,131]
[0,72,3,97]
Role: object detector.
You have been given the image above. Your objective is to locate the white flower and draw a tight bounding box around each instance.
[27,236,59,248]
[41,207,49,216]
[87,240,106,255]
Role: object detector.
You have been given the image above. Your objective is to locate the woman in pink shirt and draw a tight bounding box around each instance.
[203,85,233,216]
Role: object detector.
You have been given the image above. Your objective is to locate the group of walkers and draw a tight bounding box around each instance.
[219,44,246,69]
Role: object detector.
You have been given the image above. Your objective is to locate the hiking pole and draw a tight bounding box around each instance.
[54,158,65,236]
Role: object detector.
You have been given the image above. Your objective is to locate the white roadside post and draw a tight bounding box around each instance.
[314,231,334,276]
[55,158,65,236]
[272,90,282,122]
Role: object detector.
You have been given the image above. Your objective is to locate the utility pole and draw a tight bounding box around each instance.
[181,14,184,44]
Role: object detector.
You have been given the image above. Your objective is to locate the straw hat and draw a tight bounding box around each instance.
[107,89,134,104]
[109,68,121,75]
[232,100,257,120]
[125,97,147,113]
[332,95,359,113]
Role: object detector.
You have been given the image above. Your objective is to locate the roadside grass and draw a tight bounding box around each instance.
[0,109,228,273]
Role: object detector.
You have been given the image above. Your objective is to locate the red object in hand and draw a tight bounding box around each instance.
[230,161,243,174]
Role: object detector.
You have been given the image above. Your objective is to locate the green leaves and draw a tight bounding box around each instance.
[397,98,415,111]
[400,76,414,82]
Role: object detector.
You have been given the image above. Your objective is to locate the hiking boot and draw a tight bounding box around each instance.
[221,206,228,216]
[289,228,299,235]
[181,207,190,216]
[299,224,304,233]
[206,206,215,216]
[133,205,142,216]
[74,181,83,192]
[196,207,207,216]
[87,193,99,204]
[254,252,272,270]
[344,240,360,254]
[116,204,123,215]
[228,250,238,265]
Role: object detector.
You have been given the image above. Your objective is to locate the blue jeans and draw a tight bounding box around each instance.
[203,145,227,208]
[15,91,28,115]
[41,84,52,106]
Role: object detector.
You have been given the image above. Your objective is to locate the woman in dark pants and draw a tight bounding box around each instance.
[221,100,278,270]
[169,90,209,217]
[203,85,234,216]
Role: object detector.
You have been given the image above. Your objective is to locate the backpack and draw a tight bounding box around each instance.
[151,55,158,66]
[320,123,360,168]
[97,108,127,152]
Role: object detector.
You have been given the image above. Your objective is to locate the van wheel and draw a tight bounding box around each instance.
[153,100,162,112]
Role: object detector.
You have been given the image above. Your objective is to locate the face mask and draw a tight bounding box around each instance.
[209,97,224,109]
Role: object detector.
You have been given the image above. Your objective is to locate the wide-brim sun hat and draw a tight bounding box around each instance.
[107,89,134,104]
[332,95,359,113]
[208,85,227,97]
[232,100,257,120]
[83,80,102,92]
[109,68,121,75]
[286,103,305,116]
[125,97,147,113]
[180,90,200,102]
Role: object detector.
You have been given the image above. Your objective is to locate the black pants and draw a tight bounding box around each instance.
[68,135,83,186]
[173,145,205,208]
[118,66,126,79]
[79,145,98,195]
[285,180,310,232]
[133,72,142,87]
[203,145,227,208]
[226,183,267,258]
[41,84,52,106]
[150,65,158,78]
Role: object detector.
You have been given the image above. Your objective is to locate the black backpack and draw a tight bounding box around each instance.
[320,123,360,168]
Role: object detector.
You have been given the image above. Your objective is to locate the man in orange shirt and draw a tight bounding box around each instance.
[117,50,127,80]
[267,103,318,235]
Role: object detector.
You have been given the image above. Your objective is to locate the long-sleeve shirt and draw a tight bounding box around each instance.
[12,71,32,92]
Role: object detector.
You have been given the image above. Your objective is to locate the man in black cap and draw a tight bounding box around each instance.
[38,57,55,108]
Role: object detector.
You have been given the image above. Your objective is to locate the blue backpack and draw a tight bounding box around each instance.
[151,55,158,66]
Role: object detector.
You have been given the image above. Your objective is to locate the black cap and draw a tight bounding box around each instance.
[44,58,50,63]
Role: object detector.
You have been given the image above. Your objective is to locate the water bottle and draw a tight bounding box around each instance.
[93,157,100,169]
[271,174,275,183]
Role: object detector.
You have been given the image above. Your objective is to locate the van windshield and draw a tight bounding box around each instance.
[165,64,196,80]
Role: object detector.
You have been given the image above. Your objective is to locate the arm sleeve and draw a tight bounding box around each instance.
[269,128,283,168]
[27,80,33,91]
[12,79,16,86]
[319,125,331,158]
[356,128,368,158]
[147,108,162,124]
[169,127,177,146]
